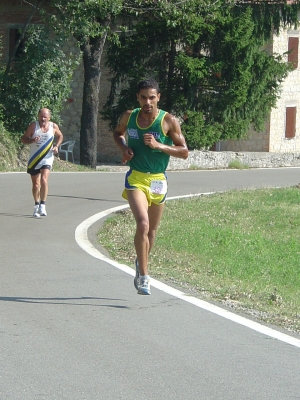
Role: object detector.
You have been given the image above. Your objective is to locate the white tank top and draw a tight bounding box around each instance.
[27,122,54,170]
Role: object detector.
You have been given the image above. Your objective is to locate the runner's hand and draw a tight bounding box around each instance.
[144,133,158,149]
[121,148,134,164]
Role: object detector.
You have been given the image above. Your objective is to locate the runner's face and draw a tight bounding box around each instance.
[38,110,50,127]
[136,88,160,115]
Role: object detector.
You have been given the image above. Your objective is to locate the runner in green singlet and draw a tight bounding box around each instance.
[113,79,188,295]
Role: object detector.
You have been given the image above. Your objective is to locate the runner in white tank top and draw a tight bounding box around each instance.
[21,108,63,217]
[27,121,55,171]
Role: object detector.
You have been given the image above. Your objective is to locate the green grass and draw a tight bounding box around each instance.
[0,127,22,171]
[98,188,300,334]
[52,158,95,172]
[228,159,249,169]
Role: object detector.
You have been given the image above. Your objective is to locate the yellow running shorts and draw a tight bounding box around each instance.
[122,169,168,206]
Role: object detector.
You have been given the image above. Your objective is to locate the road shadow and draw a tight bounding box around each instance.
[0,296,129,309]
[48,194,125,204]
[0,213,35,218]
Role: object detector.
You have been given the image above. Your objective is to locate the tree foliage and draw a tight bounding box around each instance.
[0,38,4,124]
[1,25,79,133]
[102,0,299,149]
[49,0,123,40]
[47,0,124,167]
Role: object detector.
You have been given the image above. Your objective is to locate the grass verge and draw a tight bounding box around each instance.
[98,187,300,335]
[228,159,249,169]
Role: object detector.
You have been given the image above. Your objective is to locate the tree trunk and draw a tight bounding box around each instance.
[79,32,107,168]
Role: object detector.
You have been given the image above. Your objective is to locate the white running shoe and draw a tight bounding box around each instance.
[33,205,40,218]
[138,276,151,295]
[39,204,47,216]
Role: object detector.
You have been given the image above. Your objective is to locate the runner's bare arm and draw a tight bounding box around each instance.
[144,113,188,159]
[113,110,134,164]
[53,124,63,146]
[21,122,39,145]
[52,124,64,154]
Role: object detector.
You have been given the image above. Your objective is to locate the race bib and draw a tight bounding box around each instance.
[150,179,167,195]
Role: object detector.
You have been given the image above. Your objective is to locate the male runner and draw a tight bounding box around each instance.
[113,79,188,295]
[21,108,63,217]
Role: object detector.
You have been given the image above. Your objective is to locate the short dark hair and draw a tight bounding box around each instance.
[137,79,160,94]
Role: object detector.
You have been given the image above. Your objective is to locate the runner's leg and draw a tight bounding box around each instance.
[31,173,41,203]
[148,202,165,252]
[126,189,150,276]
[40,168,50,202]
[127,189,165,276]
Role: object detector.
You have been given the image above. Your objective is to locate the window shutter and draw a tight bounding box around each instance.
[288,37,299,69]
[285,107,296,138]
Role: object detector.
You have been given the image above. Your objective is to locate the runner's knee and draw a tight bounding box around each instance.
[136,219,149,236]
[40,176,48,186]
[148,229,156,243]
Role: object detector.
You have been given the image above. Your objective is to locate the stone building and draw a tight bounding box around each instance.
[220,27,300,152]
[1,1,299,162]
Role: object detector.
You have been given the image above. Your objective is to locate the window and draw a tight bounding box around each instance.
[285,106,296,138]
[288,37,299,69]
[9,28,26,59]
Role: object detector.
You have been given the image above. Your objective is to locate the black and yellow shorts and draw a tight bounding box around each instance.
[122,169,168,206]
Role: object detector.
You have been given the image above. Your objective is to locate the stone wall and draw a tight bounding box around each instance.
[167,150,300,170]
[59,41,121,163]
[219,122,270,152]
[57,39,83,162]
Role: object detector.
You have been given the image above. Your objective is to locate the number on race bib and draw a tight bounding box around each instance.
[150,180,167,195]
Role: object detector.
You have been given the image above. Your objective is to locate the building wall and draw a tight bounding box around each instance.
[219,122,270,152]
[269,27,300,153]
[96,51,120,163]
[56,38,83,162]
[220,27,300,153]
[58,40,120,163]
[0,1,43,58]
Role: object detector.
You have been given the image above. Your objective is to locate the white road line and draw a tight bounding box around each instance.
[75,193,300,349]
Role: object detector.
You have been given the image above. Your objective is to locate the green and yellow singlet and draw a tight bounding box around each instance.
[126,108,173,173]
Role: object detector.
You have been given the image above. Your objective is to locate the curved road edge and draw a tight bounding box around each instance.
[75,193,300,349]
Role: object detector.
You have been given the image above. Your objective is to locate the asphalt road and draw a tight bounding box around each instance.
[1,168,300,400]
